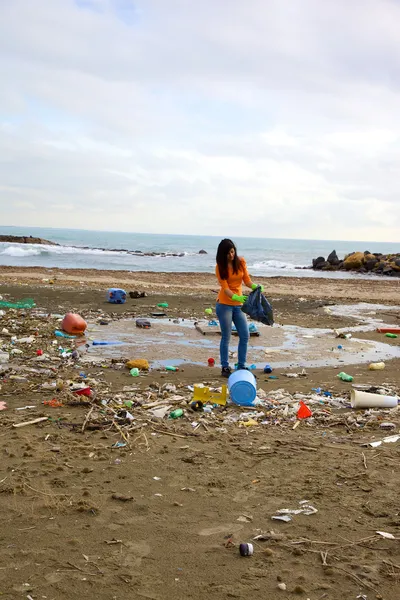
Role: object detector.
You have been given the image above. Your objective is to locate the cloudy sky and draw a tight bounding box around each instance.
[1,0,399,241]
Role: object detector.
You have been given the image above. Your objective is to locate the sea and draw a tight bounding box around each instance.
[1,225,399,279]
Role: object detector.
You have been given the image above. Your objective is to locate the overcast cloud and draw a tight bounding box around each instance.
[1,0,400,241]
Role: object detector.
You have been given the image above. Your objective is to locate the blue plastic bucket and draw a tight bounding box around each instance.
[228,370,257,406]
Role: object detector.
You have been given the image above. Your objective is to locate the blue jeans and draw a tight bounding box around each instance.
[216,303,249,369]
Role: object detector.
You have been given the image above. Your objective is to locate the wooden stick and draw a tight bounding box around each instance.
[13,417,48,428]
[383,560,400,570]
[330,565,377,592]
[151,429,188,439]
[81,406,95,433]
[320,551,328,566]
[362,452,367,470]
[113,420,130,445]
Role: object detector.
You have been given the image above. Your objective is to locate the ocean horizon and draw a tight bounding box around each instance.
[1,225,399,279]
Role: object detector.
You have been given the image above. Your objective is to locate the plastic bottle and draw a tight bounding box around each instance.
[130,368,139,377]
[368,362,385,370]
[169,409,183,419]
[166,366,178,372]
[263,364,273,374]
[337,372,353,382]
[157,303,169,308]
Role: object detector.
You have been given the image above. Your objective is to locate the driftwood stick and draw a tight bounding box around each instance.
[82,406,95,433]
[362,452,368,470]
[13,417,48,428]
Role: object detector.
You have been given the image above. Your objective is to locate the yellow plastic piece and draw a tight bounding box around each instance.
[193,384,227,406]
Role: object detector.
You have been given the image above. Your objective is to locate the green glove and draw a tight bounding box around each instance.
[251,284,264,292]
[232,294,247,303]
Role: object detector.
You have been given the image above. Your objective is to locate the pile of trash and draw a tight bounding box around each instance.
[1,302,399,442]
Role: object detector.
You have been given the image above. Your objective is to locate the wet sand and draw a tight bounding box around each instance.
[0,267,400,600]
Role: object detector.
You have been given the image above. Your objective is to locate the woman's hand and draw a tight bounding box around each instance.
[251,283,264,292]
[232,294,248,303]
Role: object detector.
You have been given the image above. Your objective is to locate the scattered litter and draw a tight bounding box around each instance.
[0,298,36,309]
[368,362,385,370]
[376,531,395,539]
[126,358,149,371]
[297,401,312,419]
[364,434,400,448]
[284,369,307,378]
[112,441,127,448]
[272,515,292,523]
[239,543,254,557]
[338,372,353,382]
[272,501,318,522]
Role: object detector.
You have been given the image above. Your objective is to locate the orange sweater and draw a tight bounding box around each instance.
[216,258,252,306]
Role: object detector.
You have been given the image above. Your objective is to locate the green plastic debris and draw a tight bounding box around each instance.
[0,298,36,309]
[385,333,398,338]
[337,371,353,382]
[157,302,169,308]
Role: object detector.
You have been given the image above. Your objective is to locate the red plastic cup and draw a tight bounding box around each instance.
[36,349,43,356]
[207,358,215,366]
[297,401,312,419]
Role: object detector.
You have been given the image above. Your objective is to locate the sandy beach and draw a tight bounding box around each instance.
[1,266,400,600]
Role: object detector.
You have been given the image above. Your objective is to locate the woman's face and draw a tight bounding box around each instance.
[227,247,235,261]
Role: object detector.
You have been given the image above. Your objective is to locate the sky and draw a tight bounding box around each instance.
[1,0,400,241]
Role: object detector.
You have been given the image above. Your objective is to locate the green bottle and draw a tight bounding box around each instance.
[385,333,398,338]
[157,302,169,308]
[337,372,353,382]
[169,409,183,419]
[166,366,178,372]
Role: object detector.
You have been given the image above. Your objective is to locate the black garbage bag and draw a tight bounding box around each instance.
[241,286,274,326]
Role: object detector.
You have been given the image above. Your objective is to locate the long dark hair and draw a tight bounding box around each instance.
[216,239,241,280]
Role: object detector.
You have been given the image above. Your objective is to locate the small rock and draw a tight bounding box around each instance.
[111,493,134,502]
[277,583,287,591]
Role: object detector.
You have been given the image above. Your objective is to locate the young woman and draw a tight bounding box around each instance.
[215,239,264,377]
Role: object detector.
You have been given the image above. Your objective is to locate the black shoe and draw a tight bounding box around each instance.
[237,366,249,371]
[221,367,232,378]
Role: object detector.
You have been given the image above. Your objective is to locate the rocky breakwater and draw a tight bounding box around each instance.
[0,235,58,245]
[312,250,400,276]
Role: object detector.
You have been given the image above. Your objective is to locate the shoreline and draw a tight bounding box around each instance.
[1,265,400,303]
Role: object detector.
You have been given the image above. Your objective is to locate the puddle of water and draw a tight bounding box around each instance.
[82,306,400,369]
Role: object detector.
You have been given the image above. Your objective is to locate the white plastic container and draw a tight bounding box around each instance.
[351,389,398,409]
[368,362,385,370]
[228,370,257,406]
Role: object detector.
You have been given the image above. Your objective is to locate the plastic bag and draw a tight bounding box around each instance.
[0,298,36,309]
[241,286,273,326]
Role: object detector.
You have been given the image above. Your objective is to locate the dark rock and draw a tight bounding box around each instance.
[327,250,340,266]
[395,259,400,268]
[129,291,147,299]
[312,256,326,269]
[382,265,393,275]
[322,263,335,271]
[365,258,378,271]
[373,253,383,258]
[0,235,58,246]
[337,261,344,269]
[199,249,208,254]
[363,250,371,255]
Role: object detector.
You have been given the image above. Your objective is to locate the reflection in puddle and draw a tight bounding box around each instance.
[83,304,400,369]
